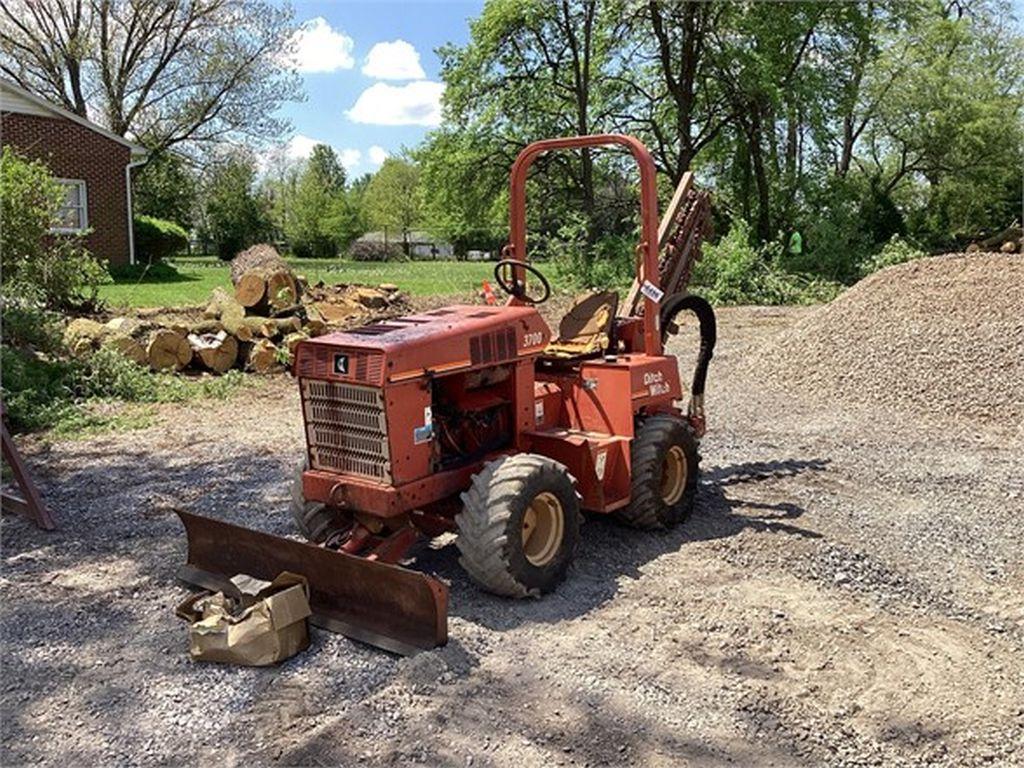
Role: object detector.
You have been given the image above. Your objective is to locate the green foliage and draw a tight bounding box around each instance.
[324,186,370,252]
[861,235,927,276]
[424,0,1023,301]
[364,158,422,251]
[1,344,247,434]
[307,144,346,193]
[0,147,110,310]
[286,149,341,258]
[133,151,197,228]
[133,215,189,263]
[201,150,270,259]
[547,214,635,291]
[0,297,64,352]
[692,220,842,306]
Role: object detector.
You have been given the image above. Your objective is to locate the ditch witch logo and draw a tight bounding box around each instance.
[333,354,349,375]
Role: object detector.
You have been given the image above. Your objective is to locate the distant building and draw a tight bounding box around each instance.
[0,78,147,266]
[355,230,455,260]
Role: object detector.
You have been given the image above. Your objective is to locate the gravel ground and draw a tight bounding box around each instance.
[2,297,1023,767]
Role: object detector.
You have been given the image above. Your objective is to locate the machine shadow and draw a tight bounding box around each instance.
[418,457,830,632]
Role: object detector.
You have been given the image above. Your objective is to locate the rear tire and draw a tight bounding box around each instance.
[456,454,580,598]
[289,458,345,544]
[615,414,699,529]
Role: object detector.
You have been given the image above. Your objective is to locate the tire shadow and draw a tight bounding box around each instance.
[417,457,830,632]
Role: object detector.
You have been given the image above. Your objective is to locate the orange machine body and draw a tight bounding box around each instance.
[295,305,682,521]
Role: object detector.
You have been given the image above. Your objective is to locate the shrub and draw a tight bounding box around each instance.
[347,240,405,261]
[0,292,64,352]
[693,220,842,306]
[860,235,927,276]
[133,215,189,263]
[0,146,109,310]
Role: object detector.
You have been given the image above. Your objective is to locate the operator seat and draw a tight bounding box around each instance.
[543,291,619,359]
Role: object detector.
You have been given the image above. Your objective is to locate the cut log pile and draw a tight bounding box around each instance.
[68,244,408,376]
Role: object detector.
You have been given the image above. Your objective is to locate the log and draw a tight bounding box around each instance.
[265,269,299,312]
[64,317,106,355]
[188,331,239,374]
[304,318,327,337]
[230,244,288,285]
[214,287,248,339]
[103,334,148,366]
[235,271,268,308]
[283,331,308,354]
[147,329,192,371]
[246,339,280,374]
[190,319,224,335]
[240,315,303,338]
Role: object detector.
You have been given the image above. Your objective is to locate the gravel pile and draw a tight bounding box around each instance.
[748,253,1024,429]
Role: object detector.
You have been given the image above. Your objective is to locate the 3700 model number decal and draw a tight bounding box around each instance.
[523,331,544,348]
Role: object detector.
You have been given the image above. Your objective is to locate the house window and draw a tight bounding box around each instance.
[52,179,88,233]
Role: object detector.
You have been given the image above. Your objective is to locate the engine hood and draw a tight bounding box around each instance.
[293,304,551,385]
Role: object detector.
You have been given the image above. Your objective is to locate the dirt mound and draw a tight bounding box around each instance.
[748,253,1024,427]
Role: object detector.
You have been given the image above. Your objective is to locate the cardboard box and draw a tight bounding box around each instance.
[176,571,311,666]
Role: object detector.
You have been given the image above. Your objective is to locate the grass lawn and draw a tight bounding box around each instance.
[99,257,496,308]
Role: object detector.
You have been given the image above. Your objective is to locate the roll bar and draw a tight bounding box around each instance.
[503,134,662,356]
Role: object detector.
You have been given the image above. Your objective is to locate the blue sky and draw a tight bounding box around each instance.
[275,1,483,177]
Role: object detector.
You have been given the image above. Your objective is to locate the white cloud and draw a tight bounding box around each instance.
[286,134,320,160]
[338,148,362,170]
[367,145,389,166]
[347,81,444,127]
[361,39,426,80]
[287,17,354,73]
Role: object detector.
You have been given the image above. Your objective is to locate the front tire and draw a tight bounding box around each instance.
[456,454,580,598]
[615,414,699,529]
[289,458,345,543]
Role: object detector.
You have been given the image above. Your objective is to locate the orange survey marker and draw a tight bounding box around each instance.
[481,280,498,305]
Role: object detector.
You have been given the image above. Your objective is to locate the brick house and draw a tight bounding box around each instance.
[0,78,146,266]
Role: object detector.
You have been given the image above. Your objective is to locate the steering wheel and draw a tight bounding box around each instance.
[493,259,551,305]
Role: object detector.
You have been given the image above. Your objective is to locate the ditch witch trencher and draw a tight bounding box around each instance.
[176,135,715,655]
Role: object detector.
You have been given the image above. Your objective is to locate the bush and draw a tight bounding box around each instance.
[693,220,842,306]
[0,146,109,310]
[347,240,405,261]
[860,235,927,276]
[1,344,248,434]
[0,293,64,352]
[133,215,189,263]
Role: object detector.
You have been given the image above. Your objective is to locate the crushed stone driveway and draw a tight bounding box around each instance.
[2,306,1022,767]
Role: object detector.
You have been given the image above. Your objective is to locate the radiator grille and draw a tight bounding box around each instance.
[302,379,390,482]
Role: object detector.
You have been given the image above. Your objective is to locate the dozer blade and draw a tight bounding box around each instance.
[175,510,447,656]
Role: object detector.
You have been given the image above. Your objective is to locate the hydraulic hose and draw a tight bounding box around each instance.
[659,293,716,433]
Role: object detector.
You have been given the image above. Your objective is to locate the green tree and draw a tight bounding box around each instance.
[364,158,422,253]
[308,144,346,193]
[284,144,345,258]
[200,149,268,259]
[325,182,370,253]
[133,150,197,229]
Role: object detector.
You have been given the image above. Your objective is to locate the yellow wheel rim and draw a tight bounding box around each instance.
[521,491,564,566]
[661,445,687,505]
